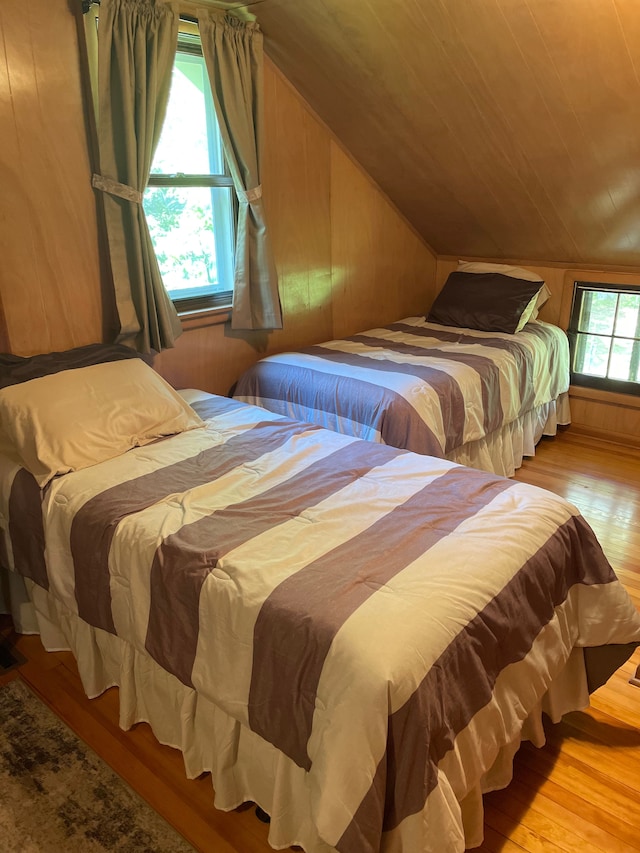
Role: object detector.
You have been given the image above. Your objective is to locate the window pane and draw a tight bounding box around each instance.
[578,290,616,335]
[571,282,640,394]
[614,292,640,337]
[144,186,235,298]
[609,338,634,381]
[151,52,224,176]
[574,333,610,377]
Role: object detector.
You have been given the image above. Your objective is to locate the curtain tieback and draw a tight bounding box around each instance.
[237,184,262,203]
[92,174,142,204]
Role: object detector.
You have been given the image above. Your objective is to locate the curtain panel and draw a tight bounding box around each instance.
[199,14,283,331]
[93,0,182,353]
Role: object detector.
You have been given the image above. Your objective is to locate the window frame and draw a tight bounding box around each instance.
[568,280,640,397]
[146,29,236,314]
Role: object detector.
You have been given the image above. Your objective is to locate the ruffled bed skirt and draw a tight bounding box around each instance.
[446,392,571,477]
[1,576,593,853]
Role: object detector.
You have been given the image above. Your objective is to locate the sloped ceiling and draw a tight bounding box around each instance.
[239,0,640,267]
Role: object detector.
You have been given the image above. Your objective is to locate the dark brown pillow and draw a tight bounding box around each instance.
[426,271,543,334]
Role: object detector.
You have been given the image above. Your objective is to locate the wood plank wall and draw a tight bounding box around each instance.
[437,257,640,447]
[0,0,105,355]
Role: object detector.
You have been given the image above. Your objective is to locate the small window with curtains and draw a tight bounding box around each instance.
[568,281,640,395]
[144,29,236,312]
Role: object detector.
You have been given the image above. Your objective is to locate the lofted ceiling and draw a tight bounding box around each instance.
[229,0,640,268]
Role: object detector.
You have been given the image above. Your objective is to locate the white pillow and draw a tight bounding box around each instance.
[0,359,204,486]
[456,260,551,315]
[514,292,541,333]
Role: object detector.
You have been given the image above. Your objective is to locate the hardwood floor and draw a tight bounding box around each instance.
[480,429,640,853]
[1,427,639,853]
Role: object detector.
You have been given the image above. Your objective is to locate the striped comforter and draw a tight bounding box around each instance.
[234,318,570,458]
[2,394,639,853]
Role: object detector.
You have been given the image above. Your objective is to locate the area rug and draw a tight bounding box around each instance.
[0,678,196,852]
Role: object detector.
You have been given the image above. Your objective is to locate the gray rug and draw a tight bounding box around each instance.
[0,678,196,852]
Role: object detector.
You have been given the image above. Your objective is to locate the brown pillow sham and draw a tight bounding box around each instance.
[426,271,543,334]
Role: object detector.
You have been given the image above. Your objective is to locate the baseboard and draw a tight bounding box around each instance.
[567,423,640,451]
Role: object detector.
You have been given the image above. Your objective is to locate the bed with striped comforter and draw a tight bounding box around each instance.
[233,318,571,475]
[2,392,638,853]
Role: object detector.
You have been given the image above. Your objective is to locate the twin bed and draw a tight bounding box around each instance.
[0,335,639,853]
[234,263,570,477]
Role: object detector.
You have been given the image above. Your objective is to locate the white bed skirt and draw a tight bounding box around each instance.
[1,575,592,853]
[446,392,571,477]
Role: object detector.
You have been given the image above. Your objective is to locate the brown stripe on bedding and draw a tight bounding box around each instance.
[190,394,249,421]
[237,359,445,455]
[145,440,403,687]
[248,466,514,771]
[520,323,555,343]
[346,334,504,437]
[442,333,537,415]
[303,345,465,452]
[337,514,617,853]
[387,323,465,343]
[71,417,319,634]
[8,469,48,589]
[388,322,539,415]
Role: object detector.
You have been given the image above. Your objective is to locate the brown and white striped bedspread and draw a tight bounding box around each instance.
[233,318,570,457]
[2,394,638,853]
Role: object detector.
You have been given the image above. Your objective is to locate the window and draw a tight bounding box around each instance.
[144,31,235,312]
[568,281,640,395]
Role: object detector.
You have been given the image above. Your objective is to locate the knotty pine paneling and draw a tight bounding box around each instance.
[0,0,103,356]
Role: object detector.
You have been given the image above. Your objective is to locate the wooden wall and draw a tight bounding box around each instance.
[437,257,640,448]
[0,0,436,395]
[0,0,106,356]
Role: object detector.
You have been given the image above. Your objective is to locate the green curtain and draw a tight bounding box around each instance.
[199,14,283,331]
[93,0,182,353]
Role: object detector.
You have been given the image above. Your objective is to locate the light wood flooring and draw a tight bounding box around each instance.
[1,428,639,853]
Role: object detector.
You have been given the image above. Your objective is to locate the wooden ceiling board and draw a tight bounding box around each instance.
[247,0,640,266]
[405,1,574,258]
[491,3,604,242]
[516,2,622,234]
[257,2,509,257]
[357,3,540,253]
[434,0,601,259]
